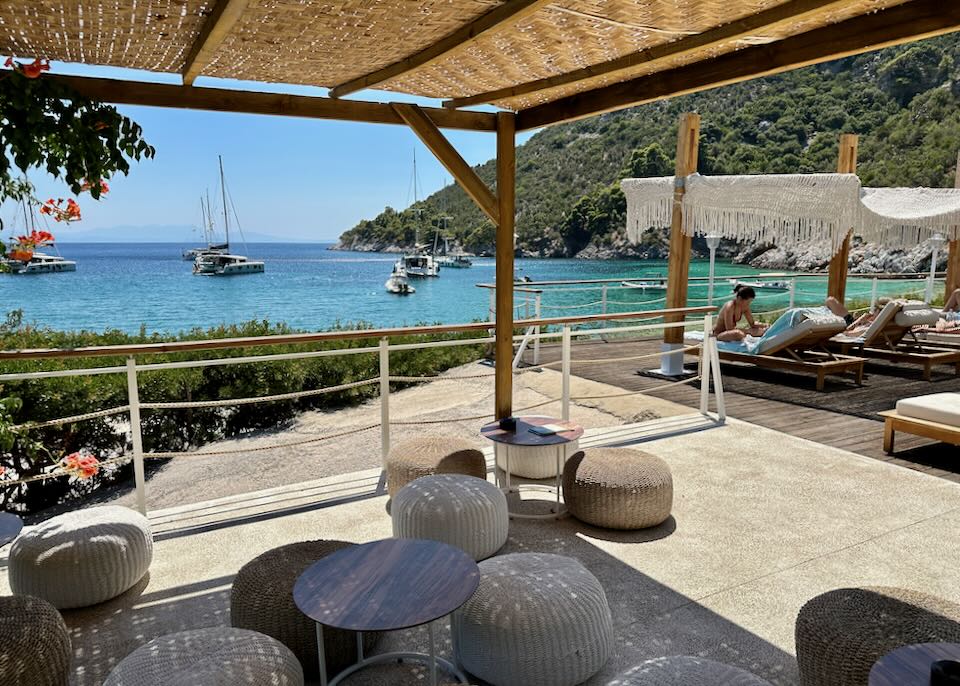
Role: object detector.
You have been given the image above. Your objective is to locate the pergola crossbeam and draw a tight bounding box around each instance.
[516,0,960,130]
[392,103,499,224]
[329,0,553,99]
[48,75,498,132]
[181,0,250,86]
[443,0,853,110]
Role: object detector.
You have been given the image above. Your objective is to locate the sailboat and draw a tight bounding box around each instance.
[398,151,439,278]
[182,192,228,261]
[437,235,472,268]
[193,156,265,276]
[2,199,76,274]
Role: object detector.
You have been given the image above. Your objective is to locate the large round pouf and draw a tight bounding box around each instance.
[9,505,153,609]
[452,553,613,686]
[0,595,72,686]
[230,540,377,678]
[563,448,672,529]
[606,656,773,685]
[103,628,303,686]
[386,435,486,497]
[796,587,960,686]
[392,475,508,561]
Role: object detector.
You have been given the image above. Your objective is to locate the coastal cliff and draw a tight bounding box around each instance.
[338,34,960,267]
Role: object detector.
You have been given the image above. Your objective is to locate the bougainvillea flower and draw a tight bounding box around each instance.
[61,451,100,480]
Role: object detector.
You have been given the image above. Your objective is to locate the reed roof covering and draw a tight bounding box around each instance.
[0,0,957,127]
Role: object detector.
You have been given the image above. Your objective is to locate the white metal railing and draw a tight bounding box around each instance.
[1,308,722,515]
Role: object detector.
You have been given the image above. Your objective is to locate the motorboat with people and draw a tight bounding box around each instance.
[4,251,76,274]
[192,156,264,276]
[385,263,415,294]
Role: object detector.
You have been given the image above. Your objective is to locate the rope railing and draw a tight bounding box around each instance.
[11,405,131,431]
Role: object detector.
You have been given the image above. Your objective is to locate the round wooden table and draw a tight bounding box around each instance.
[481,415,584,520]
[293,538,480,686]
[0,512,23,548]
[869,642,960,686]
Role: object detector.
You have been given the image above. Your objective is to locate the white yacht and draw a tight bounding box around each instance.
[5,251,76,274]
[437,253,472,269]
[194,253,264,275]
[402,252,440,278]
[193,156,264,276]
[385,263,415,294]
[183,192,229,260]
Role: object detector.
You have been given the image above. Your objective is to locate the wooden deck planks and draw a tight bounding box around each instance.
[534,337,960,483]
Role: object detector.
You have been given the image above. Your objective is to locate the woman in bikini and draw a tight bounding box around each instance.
[714,285,769,341]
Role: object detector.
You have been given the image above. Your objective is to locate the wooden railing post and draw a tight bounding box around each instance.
[125,357,146,515]
[827,133,858,303]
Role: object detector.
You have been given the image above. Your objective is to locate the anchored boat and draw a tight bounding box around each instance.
[4,251,76,274]
[385,263,415,294]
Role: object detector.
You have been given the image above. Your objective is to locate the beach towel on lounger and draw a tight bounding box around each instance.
[686,307,843,355]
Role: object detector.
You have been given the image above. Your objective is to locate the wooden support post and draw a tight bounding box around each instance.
[827,133,858,303]
[663,113,701,350]
[948,151,960,298]
[495,112,516,419]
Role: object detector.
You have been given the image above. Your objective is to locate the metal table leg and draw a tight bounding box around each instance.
[316,623,328,686]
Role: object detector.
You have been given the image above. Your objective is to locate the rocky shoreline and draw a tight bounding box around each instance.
[332,233,949,273]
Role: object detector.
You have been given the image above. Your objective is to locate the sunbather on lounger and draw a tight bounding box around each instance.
[824,296,886,337]
[932,289,960,331]
[715,285,769,341]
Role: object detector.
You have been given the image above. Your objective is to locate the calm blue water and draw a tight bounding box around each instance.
[0,243,929,334]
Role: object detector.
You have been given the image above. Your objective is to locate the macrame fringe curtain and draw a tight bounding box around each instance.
[621,175,960,254]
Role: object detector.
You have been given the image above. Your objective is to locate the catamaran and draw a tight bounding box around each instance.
[183,192,228,261]
[193,156,264,276]
[4,251,76,274]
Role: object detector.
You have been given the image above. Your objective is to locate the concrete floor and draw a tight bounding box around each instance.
[5,414,960,685]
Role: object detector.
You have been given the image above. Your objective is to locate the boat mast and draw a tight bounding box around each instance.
[205,190,215,247]
[199,195,207,245]
[219,155,229,248]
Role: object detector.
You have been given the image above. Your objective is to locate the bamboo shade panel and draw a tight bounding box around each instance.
[0,0,212,73]
[0,0,917,108]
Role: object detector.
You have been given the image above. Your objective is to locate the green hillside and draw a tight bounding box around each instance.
[337,34,960,258]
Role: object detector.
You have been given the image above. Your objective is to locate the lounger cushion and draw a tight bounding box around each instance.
[685,310,845,356]
[894,308,939,327]
[857,301,901,344]
[896,393,960,427]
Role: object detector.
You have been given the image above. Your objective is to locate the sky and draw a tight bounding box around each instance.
[14,62,536,243]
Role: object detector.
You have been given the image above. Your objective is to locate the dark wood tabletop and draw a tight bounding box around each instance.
[481,415,584,447]
[293,538,480,632]
[0,512,23,548]
[870,642,960,686]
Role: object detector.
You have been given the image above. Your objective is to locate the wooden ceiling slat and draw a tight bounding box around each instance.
[328,0,554,98]
[442,0,855,110]
[516,0,960,130]
[182,0,251,85]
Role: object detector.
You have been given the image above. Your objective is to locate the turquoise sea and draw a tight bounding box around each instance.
[0,243,930,334]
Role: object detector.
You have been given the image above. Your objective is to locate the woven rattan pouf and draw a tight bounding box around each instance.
[231,540,377,679]
[392,474,508,561]
[386,435,486,497]
[562,448,673,529]
[103,627,303,686]
[796,587,960,686]
[606,656,773,685]
[0,595,72,686]
[452,552,613,686]
[9,505,153,609]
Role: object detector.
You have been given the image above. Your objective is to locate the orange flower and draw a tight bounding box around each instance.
[8,248,33,262]
[4,56,50,78]
[61,451,100,480]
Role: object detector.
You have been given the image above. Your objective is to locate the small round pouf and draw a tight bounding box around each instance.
[386,435,486,497]
[231,540,376,679]
[495,439,580,479]
[563,448,672,529]
[103,628,303,686]
[606,656,773,685]
[452,553,613,686]
[9,505,153,609]
[796,587,960,686]
[392,474,508,561]
[0,595,72,686]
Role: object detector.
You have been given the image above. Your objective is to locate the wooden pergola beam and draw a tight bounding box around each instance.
[182,0,251,85]
[516,0,960,131]
[329,0,553,98]
[443,0,852,110]
[392,103,499,224]
[48,75,498,132]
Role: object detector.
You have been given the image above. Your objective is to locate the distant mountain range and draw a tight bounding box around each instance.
[54,224,325,243]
